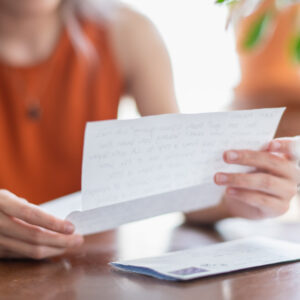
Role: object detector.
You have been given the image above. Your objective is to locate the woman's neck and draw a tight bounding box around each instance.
[0,8,63,66]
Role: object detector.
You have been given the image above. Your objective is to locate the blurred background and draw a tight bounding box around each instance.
[118,0,240,118]
[119,0,300,139]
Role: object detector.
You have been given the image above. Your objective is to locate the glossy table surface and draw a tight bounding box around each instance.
[2,211,300,300]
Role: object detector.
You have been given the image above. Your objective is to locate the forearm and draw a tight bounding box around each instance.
[185,200,232,226]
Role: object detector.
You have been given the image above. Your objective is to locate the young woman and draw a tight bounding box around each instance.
[0,0,299,259]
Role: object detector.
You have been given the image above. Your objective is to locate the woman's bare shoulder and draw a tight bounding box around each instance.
[108,5,157,40]
[106,5,164,78]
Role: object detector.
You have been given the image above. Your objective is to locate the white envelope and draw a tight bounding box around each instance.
[111,236,300,281]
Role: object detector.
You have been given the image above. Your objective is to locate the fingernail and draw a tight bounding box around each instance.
[216,174,228,184]
[64,222,75,234]
[227,188,237,195]
[226,151,239,161]
[270,141,281,151]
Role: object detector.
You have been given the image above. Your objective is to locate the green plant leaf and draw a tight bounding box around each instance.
[243,12,272,50]
[215,0,236,4]
[291,34,300,63]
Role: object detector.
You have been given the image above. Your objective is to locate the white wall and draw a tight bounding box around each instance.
[119,0,241,118]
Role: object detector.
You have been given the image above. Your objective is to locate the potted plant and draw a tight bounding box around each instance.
[217,0,299,61]
[217,0,300,137]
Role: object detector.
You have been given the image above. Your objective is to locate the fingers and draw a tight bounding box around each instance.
[216,143,300,221]
[223,150,300,182]
[215,172,296,199]
[0,190,75,234]
[268,137,300,161]
[0,190,84,260]
[0,213,84,249]
[224,188,290,218]
[0,234,66,260]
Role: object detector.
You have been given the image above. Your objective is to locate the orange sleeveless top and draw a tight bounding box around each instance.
[0,20,124,205]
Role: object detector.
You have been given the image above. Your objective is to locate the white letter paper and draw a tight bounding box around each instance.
[40,108,285,235]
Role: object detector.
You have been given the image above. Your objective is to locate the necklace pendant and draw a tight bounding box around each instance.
[27,102,42,120]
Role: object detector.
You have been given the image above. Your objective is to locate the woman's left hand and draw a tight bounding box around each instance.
[214,143,300,219]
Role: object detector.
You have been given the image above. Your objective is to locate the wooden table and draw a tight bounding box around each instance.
[1,214,300,300]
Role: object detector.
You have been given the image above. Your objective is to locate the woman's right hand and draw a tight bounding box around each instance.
[0,190,84,260]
